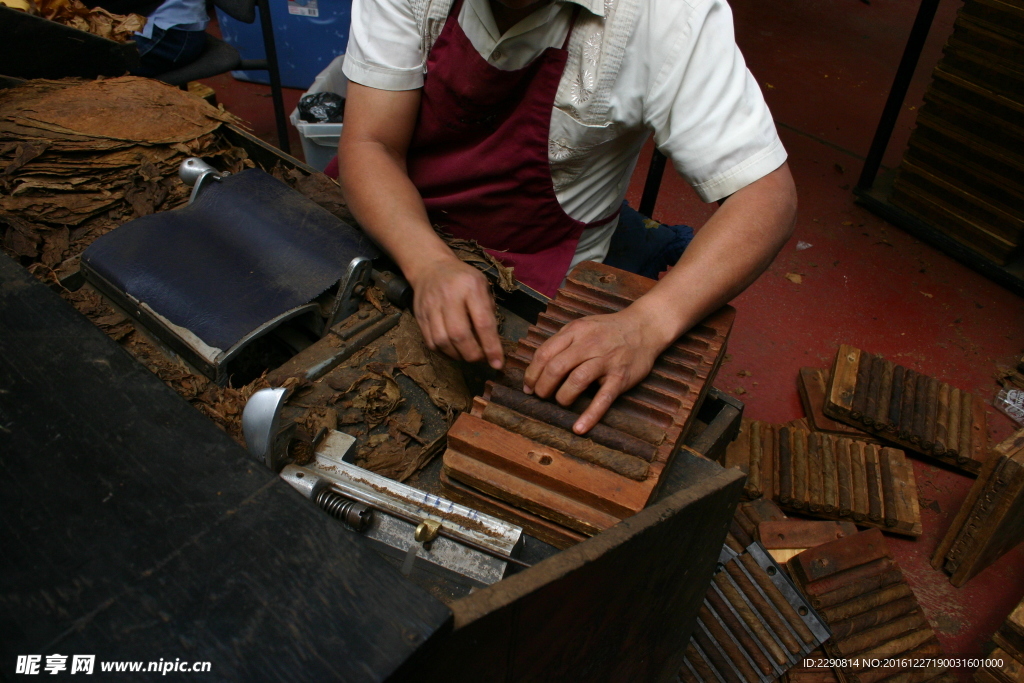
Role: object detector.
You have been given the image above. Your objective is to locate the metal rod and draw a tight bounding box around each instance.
[256,0,291,155]
[638,149,667,218]
[855,0,941,192]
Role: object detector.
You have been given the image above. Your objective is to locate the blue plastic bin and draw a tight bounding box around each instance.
[216,0,350,90]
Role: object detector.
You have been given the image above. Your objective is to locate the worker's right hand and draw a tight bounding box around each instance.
[407,257,505,369]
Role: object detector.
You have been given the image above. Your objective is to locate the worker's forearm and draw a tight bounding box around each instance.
[630,163,798,347]
[337,139,458,285]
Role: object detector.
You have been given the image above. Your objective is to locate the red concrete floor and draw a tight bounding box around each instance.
[201,0,1024,675]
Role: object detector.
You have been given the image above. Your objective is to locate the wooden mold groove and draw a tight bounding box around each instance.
[798,368,881,442]
[823,345,990,474]
[681,544,829,683]
[976,594,1024,683]
[722,419,922,537]
[931,428,1024,587]
[442,262,734,542]
[789,529,954,683]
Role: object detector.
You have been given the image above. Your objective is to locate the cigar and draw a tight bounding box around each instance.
[684,643,718,683]
[865,445,883,523]
[481,402,649,480]
[853,626,936,661]
[946,387,961,457]
[739,553,817,645]
[691,615,738,681]
[807,432,824,513]
[958,393,973,465]
[837,438,853,517]
[706,589,775,675]
[678,655,700,683]
[811,568,904,610]
[898,369,917,440]
[911,373,929,445]
[713,572,789,666]
[794,429,809,510]
[922,376,939,451]
[864,355,884,428]
[829,595,917,639]
[934,383,950,456]
[822,435,839,514]
[488,384,657,461]
[880,447,898,528]
[731,518,754,549]
[850,441,869,522]
[699,602,762,683]
[779,427,794,506]
[801,557,894,596]
[725,533,745,554]
[820,583,914,622]
[761,423,776,501]
[835,611,927,655]
[734,506,757,543]
[725,562,803,654]
[747,420,763,499]
[852,352,873,421]
[875,360,895,430]
[888,365,905,433]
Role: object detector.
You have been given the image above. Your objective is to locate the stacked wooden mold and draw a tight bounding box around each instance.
[681,543,829,683]
[824,345,989,474]
[724,419,922,537]
[790,529,955,683]
[799,367,880,443]
[932,428,1024,586]
[889,0,1024,264]
[975,595,1024,683]
[441,261,734,547]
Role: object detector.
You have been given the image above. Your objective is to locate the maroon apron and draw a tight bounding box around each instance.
[405,0,617,297]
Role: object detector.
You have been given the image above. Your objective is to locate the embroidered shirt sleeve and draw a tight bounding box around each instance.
[343,0,425,90]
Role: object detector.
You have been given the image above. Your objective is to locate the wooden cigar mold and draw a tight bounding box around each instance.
[799,368,881,443]
[932,429,1024,587]
[441,262,734,547]
[790,529,952,683]
[823,345,989,474]
[682,543,829,683]
[724,419,923,537]
[975,595,1024,683]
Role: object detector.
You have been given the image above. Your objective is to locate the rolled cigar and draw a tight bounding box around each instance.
[691,616,737,682]
[851,641,942,683]
[899,369,917,440]
[823,435,839,514]
[835,611,927,656]
[802,557,894,596]
[820,583,914,622]
[677,657,700,683]
[837,438,854,517]
[880,447,898,528]
[794,429,809,510]
[888,365,905,433]
[731,518,754,549]
[958,393,973,465]
[922,376,939,451]
[854,626,936,661]
[761,424,776,501]
[811,568,904,609]
[713,572,789,666]
[969,394,986,467]
[946,387,961,457]
[875,361,895,430]
[779,427,794,506]
[699,602,762,683]
[852,352,873,420]
[747,420,763,499]
[850,442,869,522]
[864,355,884,427]
[489,384,657,461]
[808,432,824,513]
[734,507,757,543]
[724,562,803,654]
[910,373,929,445]
[829,595,917,639]
[706,589,775,675]
[865,446,883,523]
[481,402,649,480]
[724,533,745,554]
[684,643,718,683]
[739,553,817,645]
[932,383,949,456]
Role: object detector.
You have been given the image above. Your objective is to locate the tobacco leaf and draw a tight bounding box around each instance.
[392,312,471,417]
[439,230,516,292]
[1,142,50,178]
[40,226,69,267]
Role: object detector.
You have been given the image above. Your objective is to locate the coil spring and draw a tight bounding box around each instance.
[315,488,374,532]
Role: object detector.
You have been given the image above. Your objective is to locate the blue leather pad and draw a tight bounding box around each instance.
[83,169,377,352]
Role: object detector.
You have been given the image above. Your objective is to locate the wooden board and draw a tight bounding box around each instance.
[931,428,1024,586]
[823,344,989,474]
[722,419,923,537]
[799,368,880,441]
[789,530,953,683]
[444,261,734,537]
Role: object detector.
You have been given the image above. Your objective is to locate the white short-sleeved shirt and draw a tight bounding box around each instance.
[343,0,787,267]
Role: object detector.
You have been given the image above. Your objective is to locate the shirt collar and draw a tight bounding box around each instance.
[560,0,604,18]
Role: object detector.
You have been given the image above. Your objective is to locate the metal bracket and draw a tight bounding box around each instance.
[323,256,373,333]
[241,387,292,472]
[178,157,227,205]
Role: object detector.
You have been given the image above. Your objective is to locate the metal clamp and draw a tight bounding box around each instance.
[179,157,227,204]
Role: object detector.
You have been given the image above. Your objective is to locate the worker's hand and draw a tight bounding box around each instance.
[409,257,505,369]
[523,305,672,434]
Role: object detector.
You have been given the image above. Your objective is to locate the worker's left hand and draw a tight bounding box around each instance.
[522,305,671,435]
